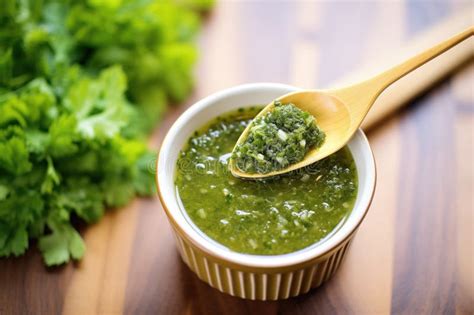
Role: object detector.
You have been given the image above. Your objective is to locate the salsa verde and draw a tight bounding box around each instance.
[175,107,358,255]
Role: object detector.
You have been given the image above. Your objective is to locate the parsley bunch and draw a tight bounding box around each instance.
[0,0,211,265]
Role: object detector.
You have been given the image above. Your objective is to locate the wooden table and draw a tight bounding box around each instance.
[1,1,473,314]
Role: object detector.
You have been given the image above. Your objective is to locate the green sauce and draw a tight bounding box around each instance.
[232,101,325,174]
[175,107,357,255]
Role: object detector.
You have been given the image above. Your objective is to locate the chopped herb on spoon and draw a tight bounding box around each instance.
[232,101,325,174]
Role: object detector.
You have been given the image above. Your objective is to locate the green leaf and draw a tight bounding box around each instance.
[65,67,131,140]
[0,126,32,175]
[41,156,61,194]
[38,231,70,266]
[0,225,29,257]
[48,115,78,158]
[133,151,156,196]
[101,177,135,208]
[39,224,85,266]
[68,228,86,260]
[18,78,57,127]
[52,178,105,224]
[39,216,86,266]
[25,129,49,155]
[0,95,29,127]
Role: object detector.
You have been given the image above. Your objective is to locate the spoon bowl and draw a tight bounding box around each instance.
[230,90,352,178]
[230,27,472,179]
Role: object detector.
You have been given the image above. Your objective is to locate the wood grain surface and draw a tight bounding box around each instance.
[0,1,473,314]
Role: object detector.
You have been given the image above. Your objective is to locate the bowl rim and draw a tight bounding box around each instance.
[156,83,376,269]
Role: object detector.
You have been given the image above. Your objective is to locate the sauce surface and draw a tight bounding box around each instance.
[175,107,358,255]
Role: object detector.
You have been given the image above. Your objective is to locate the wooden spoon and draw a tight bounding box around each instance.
[230,27,473,179]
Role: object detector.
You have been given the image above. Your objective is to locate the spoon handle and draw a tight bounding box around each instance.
[368,27,473,96]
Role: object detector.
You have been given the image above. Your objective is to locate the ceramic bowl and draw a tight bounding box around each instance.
[156,83,376,300]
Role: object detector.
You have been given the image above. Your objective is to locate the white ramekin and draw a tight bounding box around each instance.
[156,83,376,300]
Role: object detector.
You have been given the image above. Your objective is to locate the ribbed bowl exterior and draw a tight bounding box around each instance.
[171,229,354,300]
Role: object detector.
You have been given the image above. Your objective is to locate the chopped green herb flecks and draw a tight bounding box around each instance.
[232,101,325,174]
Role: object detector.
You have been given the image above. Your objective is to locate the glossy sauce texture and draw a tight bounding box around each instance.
[175,108,358,255]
